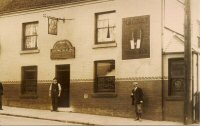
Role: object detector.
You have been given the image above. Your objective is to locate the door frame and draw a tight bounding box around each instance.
[55,64,70,107]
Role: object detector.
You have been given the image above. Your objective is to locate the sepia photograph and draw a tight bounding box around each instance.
[0,0,199,125]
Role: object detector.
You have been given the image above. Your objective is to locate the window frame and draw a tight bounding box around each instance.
[168,58,185,96]
[94,60,115,93]
[21,66,38,98]
[95,10,116,45]
[22,21,39,51]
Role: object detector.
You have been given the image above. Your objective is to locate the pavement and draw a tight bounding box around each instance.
[0,106,184,125]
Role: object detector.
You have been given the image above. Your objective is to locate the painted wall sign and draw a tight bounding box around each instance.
[50,40,75,60]
[122,15,150,60]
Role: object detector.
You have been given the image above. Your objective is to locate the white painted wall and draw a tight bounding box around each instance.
[0,0,162,81]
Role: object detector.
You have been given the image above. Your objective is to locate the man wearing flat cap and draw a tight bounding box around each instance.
[131,82,144,121]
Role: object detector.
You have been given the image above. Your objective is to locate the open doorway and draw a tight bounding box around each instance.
[56,65,70,107]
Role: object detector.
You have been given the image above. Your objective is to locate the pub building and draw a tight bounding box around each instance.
[0,0,199,122]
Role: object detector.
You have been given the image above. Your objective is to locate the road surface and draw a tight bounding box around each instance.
[0,114,80,125]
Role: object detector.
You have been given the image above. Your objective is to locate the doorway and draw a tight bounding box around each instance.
[56,64,70,107]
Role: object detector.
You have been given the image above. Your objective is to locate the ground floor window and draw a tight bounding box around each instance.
[94,60,115,92]
[21,66,37,96]
[168,58,184,96]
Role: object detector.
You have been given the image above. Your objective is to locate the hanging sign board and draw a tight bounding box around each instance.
[122,15,150,60]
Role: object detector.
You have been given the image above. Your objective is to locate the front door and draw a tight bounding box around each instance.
[56,65,70,107]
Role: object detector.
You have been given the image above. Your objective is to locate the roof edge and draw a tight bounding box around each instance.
[0,0,110,16]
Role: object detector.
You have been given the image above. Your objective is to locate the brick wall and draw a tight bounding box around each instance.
[70,80,163,120]
[2,80,163,121]
[163,80,184,122]
[3,83,51,110]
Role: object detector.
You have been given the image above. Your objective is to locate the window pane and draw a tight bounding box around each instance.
[25,71,36,79]
[95,60,115,92]
[97,27,115,43]
[97,62,115,76]
[22,66,37,95]
[23,22,38,50]
[98,13,115,27]
[96,11,115,43]
[171,60,184,77]
[97,76,115,92]
[25,23,38,36]
[25,24,31,36]
[169,59,184,96]
[31,23,38,35]
[25,36,37,49]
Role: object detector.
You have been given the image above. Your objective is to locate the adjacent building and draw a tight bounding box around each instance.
[0,0,199,122]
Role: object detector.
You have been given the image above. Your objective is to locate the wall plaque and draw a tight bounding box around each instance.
[122,15,150,60]
[50,40,75,59]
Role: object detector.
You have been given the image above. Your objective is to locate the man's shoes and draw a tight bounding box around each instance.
[0,108,3,110]
[134,118,139,121]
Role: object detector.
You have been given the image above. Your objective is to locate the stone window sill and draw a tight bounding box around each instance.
[92,92,117,98]
[20,49,40,55]
[92,43,117,49]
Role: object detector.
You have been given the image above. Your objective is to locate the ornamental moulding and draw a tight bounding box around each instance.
[50,40,75,60]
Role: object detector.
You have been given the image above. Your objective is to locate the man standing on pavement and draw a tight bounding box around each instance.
[49,78,61,111]
[0,81,3,110]
[131,82,144,121]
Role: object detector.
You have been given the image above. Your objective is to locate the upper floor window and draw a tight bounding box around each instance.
[22,22,38,50]
[168,58,184,96]
[94,60,115,92]
[95,11,116,44]
[21,66,37,96]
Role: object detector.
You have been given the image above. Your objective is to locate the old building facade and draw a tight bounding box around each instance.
[0,0,199,122]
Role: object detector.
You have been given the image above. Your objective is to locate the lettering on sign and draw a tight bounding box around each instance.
[122,15,150,60]
[50,40,75,60]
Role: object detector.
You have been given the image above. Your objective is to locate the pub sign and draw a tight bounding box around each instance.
[50,40,75,60]
[122,15,150,60]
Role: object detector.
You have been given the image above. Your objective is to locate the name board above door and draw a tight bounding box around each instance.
[50,40,75,60]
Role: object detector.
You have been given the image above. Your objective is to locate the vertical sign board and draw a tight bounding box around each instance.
[122,15,150,60]
[48,18,58,35]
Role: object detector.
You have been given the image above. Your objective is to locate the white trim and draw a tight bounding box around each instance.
[58,107,73,112]
[20,49,40,55]
[2,77,164,84]
[92,43,117,49]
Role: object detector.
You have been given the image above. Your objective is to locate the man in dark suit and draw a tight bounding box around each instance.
[49,78,61,111]
[0,82,3,110]
[131,82,144,120]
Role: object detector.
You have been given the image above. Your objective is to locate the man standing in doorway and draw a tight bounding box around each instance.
[0,82,3,110]
[49,78,61,111]
[131,82,144,121]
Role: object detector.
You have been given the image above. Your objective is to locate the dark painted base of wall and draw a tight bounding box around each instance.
[70,80,163,121]
[2,80,163,121]
[163,80,184,122]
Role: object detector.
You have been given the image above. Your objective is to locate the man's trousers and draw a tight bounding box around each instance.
[51,95,58,111]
